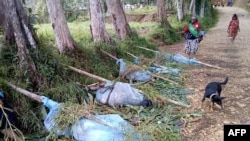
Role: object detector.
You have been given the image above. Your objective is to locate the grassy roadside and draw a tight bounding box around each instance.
[0,7,219,140]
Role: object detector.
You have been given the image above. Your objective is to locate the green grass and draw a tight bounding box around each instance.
[0,7,219,140]
[125,6,157,14]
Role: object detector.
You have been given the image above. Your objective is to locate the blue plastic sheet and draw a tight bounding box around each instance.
[165,53,201,65]
[148,64,181,75]
[116,59,152,82]
[41,96,72,137]
[41,96,145,141]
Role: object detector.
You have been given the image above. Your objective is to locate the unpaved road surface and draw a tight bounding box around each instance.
[160,6,250,141]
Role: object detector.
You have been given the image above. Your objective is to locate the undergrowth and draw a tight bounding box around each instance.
[0,8,218,141]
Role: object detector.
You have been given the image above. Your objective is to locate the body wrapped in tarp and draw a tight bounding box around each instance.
[72,114,144,141]
[41,96,145,141]
[165,53,201,65]
[95,81,145,107]
[116,59,152,82]
[148,65,181,75]
[42,96,72,137]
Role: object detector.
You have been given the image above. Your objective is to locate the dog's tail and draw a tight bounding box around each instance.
[220,77,229,85]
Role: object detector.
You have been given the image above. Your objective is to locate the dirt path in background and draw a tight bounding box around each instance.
[160,6,250,141]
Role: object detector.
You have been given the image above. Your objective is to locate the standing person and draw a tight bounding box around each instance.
[183,16,202,59]
[227,13,240,44]
[0,91,23,141]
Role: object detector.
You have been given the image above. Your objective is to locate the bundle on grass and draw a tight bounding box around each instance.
[100,49,178,84]
[7,82,146,141]
[116,58,152,83]
[42,96,147,141]
[126,52,181,76]
[134,46,224,70]
[68,66,153,108]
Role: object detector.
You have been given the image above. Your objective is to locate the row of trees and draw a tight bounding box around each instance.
[0,0,212,90]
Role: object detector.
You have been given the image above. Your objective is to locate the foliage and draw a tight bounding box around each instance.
[125,5,157,14]
[198,8,219,31]
[149,24,183,45]
[35,0,49,23]
[0,2,220,140]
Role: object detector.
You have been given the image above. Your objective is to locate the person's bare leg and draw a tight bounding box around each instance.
[232,36,236,44]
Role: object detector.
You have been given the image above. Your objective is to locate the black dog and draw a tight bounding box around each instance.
[201,77,228,111]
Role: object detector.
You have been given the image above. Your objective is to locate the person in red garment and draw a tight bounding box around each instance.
[227,13,240,44]
[183,16,203,59]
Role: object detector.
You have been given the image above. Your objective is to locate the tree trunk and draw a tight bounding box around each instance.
[106,0,132,40]
[46,0,77,54]
[200,0,205,17]
[183,0,190,17]
[157,0,171,27]
[190,0,196,16]
[177,0,184,21]
[0,0,42,88]
[89,0,114,43]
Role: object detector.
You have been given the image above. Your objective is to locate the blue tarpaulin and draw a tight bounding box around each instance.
[41,96,146,141]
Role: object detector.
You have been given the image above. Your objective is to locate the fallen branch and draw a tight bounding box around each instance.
[134,46,223,70]
[100,49,118,60]
[8,82,111,128]
[165,98,191,108]
[68,66,108,82]
[196,61,224,70]
[126,52,137,58]
[134,46,158,53]
[7,82,42,102]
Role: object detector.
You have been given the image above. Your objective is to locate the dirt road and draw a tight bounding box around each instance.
[161,6,250,141]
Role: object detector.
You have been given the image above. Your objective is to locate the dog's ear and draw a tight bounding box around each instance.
[220,97,226,100]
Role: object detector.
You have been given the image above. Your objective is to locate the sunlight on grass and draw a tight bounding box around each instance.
[125,6,157,14]
[34,20,158,43]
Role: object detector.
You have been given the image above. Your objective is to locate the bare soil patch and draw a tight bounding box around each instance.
[159,6,250,141]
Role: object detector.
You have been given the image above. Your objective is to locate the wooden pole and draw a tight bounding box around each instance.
[100,50,179,84]
[165,98,191,108]
[68,66,108,82]
[134,46,158,53]
[126,52,137,58]
[7,82,42,102]
[134,46,223,70]
[100,49,118,60]
[195,61,223,70]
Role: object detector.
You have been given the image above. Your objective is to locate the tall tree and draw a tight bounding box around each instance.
[189,0,196,16]
[199,0,205,17]
[0,0,42,87]
[183,0,191,16]
[157,0,171,27]
[177,0,184,21]
[89,0,114,43]
[46,0,77,54]
[106,0,132,40]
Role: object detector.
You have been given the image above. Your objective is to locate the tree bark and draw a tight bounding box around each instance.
[89,0,114,43]
[0,0,38,49]
[46,0,77,54]
[200,0,205,17]
[0,0,42,88]
[177,0,184,21]
[183,0,191,17]
[157,0,171,27]
[190,0,196,16]
[106,0,132,40]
